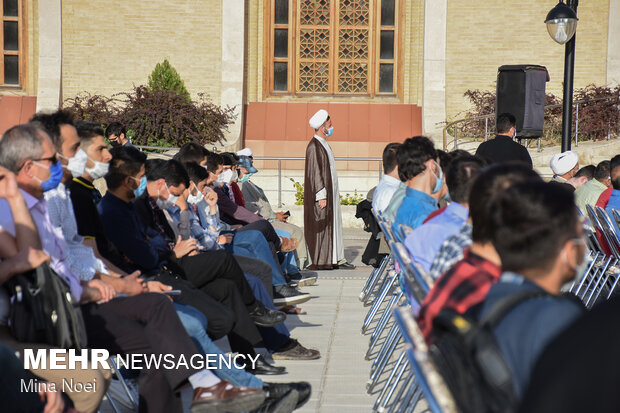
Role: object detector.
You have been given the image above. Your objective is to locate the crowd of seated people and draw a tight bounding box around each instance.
[373,114,620,411]
[0,110,321,413]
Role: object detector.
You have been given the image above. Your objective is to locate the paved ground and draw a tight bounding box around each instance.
[103,229,409,412]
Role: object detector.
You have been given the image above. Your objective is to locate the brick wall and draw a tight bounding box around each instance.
[60,0,222,104]
[445,0,609,122]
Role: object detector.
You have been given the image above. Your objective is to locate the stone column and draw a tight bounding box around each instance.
[608,0,620,85]
[422,0,447,145]
[219,0,246,151]
[36,0,62,111]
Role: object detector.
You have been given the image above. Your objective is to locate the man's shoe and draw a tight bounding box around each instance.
[251,389,299,413]
[264,382,312,409]
[191,380,265,413]
[249,303,286,327]
[335,262,356,270]
[287,272,318,287]
[273,285,311,306]
[272,339,321,360]
[246,355,287,375]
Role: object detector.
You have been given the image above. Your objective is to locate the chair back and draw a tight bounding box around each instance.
[594,207,620,258]
[394,307,459,413]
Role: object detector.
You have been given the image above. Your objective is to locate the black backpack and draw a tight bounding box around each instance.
[430,289,550,413]
[6,263,87,350]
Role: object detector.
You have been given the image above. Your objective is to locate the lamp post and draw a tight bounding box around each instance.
[545,0,578,152]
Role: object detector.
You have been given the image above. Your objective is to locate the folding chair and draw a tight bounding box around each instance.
[569,210,604,299]
[361,211,395,304]
[394,307,459,413]
[102,356,139,413]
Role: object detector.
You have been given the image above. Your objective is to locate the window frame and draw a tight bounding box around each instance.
[0,0,26,89]
[263,0,402,99]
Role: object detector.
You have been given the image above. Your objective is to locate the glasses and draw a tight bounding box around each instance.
[18,154,58,171]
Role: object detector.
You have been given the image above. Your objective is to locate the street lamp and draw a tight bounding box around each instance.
[545,1,578,151]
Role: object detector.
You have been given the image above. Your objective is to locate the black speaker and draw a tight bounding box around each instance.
[496,65,549,138]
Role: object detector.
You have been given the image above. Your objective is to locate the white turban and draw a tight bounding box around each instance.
[236,148,253,157]
[550,151,579,176]
[309,109,329,130]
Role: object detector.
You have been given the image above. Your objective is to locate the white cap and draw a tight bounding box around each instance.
[236,148,253,157]
[550,151,579,176]
[309,109,329,129]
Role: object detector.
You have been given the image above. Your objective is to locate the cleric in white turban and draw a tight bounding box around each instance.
[303,109,355,270]
[550,151,580,182]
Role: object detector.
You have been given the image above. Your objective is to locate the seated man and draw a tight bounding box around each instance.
[0,164,109,413]
[574,160,610,212]
[477,180,585,399]
[238,152,312,272]
[393,137,442,233]
[550,150,583,190]
[419,164,541,340]
[405,154,484,272]
[0,123,265,413]
[605,156,620,233]
[173,141,210,166]
[176,161,310,306]
[372,143,403,214]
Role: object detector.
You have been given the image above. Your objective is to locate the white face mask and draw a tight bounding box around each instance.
[85,158,109,180]
[187,183,204,205]
[218,169,234,185]
[230,169,238,182]
[156,183,179,209]
[60,149,88,178]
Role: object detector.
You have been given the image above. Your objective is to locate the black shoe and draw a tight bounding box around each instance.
[264,382,312,409]
[287,272,318,287]
[273,284,311,306]
[251,389,298,413]
[335,262,356,270]
[249,302,286,327]
[246,355,287,375]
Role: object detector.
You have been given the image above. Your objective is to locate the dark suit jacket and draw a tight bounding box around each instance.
[475,135,533,168]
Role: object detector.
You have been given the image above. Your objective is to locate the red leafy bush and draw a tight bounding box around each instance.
[63,86,235,147]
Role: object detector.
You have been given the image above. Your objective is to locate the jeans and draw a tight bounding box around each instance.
[173,303,263,389]
[243,274,291,353]
[226,229,288,286]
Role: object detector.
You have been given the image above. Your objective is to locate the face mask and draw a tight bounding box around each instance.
[187,183,204,205]
[442,191,451,202]
[325,127,334,137]
[431,161,443,194]
[34,161,63,192]
[230,169,238,182]
[156,183,179,209]
[110,139,122,148]
[237,174,251,184]
[218,169,234,185]
[59,149,88,178]
[132,175,147,198]
[86,159,109,180]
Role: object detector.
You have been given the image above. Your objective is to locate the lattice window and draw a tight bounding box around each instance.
[1,0,24,87]
[266,0,399,97]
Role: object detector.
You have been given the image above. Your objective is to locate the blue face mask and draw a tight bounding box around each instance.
[237,174,251,184]
[431,162,443,194]
[35,161,63,192]
[132,175,147,198]
[325,127,334,137]
[442,192,451,202]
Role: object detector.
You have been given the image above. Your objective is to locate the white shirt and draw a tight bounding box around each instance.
[45,183,107,281]
[372,174,402,213]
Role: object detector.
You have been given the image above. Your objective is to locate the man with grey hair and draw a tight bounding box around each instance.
[0,123,266,413]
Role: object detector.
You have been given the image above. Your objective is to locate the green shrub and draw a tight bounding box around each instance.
[147,59,190,101]
[340,191,364,206]
[290,178,304,205]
